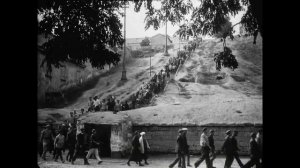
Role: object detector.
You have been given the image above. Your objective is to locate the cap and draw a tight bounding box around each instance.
[210,129,215,133]
[202,128,207,132]
[182,128,188,131]
[46,124,51,128]
[250,132,256,138]
[92,129,96,133]
[178,129,182,133]
[140,132,145,135]
[225,130,231,135]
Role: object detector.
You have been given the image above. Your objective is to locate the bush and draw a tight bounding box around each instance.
[131,50,144,58]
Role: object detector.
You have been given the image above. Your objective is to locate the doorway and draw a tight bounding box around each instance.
[84,124,112,157]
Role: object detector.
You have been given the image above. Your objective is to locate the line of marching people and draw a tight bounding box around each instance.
[169,128,263,168]
[39,124,103,165]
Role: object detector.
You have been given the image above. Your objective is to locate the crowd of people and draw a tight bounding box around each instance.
[39,123,103,165]
[87,95,130,113]
[84,51,189,112]
[39,120,262,168]
[169,128,263,168]
[128,51,189,108]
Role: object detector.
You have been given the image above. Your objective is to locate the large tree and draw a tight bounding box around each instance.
[38,0,127,74]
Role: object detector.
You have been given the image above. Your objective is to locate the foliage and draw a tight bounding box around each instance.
[131,50,144,58]
[140,37,150,46]
[175,0,262,43]
[214,47,238,71]
[38,0,127,74]
[133,0,193,30]
[214,17,234,41]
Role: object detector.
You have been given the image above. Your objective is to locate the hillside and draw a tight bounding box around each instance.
[38,35,262,125]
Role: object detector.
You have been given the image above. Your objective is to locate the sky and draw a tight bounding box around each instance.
[122,0,246,39]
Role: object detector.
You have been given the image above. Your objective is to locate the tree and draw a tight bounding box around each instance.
[38,0,127,75]
[175,0,262,43]
[140,37,150,46]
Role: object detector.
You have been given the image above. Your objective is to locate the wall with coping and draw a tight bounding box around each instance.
[132,125,262,156]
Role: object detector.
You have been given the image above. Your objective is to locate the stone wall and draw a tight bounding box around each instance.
[133,125,262,156]
[110,119,133,158]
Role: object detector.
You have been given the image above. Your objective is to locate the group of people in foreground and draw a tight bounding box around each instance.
[168,128,262,168]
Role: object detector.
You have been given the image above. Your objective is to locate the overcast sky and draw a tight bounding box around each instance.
[122,0,246,39]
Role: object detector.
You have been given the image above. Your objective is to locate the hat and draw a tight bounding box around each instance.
[140,132,145,135]
[210,129,215,133]
[250,132,256,138]
[178,129,183,133]
[182,128,188,131]
[202,128,207,132]
[46,124,51,128]
[92,129,96,133]
[225,130,231,135]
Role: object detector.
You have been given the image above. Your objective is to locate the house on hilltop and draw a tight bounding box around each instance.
[126,34,173,51]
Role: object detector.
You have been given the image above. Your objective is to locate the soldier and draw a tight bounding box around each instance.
[222,130,233,168]
[231,131,244,168]
[194,128,211,168]
[40,125,54,160]
[243,133,261,168]
[208,129,216,168]
[71,128,89,165]
[86,129,103,165]
[169,129,186,168]
[139,132,150,165]
[179,128,191,167]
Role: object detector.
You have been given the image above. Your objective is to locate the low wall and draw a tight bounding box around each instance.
[132,125,262,156]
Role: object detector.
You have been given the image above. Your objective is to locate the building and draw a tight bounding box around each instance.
[149,33,173,50]
[126,34,173,51]
[72,101,262,157]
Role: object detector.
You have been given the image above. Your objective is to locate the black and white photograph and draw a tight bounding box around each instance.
[37,0,263,168]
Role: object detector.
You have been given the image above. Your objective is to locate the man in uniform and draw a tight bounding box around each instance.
[194,128,211,168]
[169,129,186,168]
[40,125,54,160]
[243,132,261,168]
[222,130,233,168]
[208,129,216,168]
[231,131,244,168]
[71,128,89,165]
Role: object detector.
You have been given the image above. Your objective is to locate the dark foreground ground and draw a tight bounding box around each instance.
[38,152,251,168]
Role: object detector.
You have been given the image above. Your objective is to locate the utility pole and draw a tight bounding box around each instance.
[121,1,129,81]
[163,15,169,56]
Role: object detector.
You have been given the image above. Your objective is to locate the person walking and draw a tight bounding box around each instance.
[256,129,263,166]
[127,131,143,166]
[66,125,76,162]
[243,132,261,168]
[139,132,150,165]
[169,129,186,168]
[222,130,234,168]
[231,131,244,168]
[40,125,54,161]
[194,128,211,168]
[179,128,191,167]
[71,128,89,165]
[208,129,216,168]
[86,129,103,165]
[53,130,65,163]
